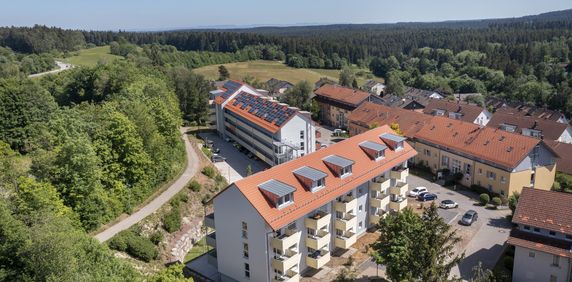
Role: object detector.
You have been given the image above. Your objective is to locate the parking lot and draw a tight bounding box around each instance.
[199,132,269,183]
[406,175,512,279]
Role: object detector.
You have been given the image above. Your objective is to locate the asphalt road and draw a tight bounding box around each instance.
[94,127,199,242]
[28,61,73,78]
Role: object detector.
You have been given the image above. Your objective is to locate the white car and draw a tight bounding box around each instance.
[439,199,459,209]
[409,187,428,197]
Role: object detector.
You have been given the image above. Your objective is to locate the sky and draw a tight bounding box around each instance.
[1,0,571,31]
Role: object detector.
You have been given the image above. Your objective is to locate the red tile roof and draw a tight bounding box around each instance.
[229,125,417,230]
[348,102,432,138]
[414,116,541,170]
[513,187,572,235]
[507,229,572,258]
[314,84,371,107]
[488,112,568,141]
[423,99,486,123]
[544,140,572,174]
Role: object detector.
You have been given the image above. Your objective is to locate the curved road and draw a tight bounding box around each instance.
[95,127,199,242]
[28,61,73,78]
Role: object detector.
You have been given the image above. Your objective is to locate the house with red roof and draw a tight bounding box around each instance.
[313,84,375,129]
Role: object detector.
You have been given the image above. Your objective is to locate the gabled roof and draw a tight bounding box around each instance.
[359,141,387,152]
[259,179,296,197]
[423,99,486,123]
[414,116,541,170]
[544,140,572,174]
[314,84,371,107]
[293,166,328,181]
[513,188,572,235]
[323,155,354,168]
[508,229,572,258]
[266,78,294,92]
[495,104,567,122]
[347,102,432,138]
[488,112,568,141]
[224,91,299,133]
[224,125,417,230]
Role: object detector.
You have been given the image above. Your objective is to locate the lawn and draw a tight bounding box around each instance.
[193,60,379,86]
[184,236,213,263]
[61,46,122,67]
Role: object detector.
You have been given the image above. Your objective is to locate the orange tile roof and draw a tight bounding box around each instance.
[314,84,371,106]
[414,116,540,170]
[228,125,417,230]
[513,187,572,235]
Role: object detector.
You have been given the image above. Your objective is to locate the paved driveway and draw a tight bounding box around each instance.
[199,132,268,183]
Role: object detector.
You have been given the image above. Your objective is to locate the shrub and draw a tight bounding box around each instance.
[453,172,463,181]
[188,180,201,192]
[108,230,130,252]
[201,147,213,158]
[479,193,490,206]
[202,166,216,178]
[108,230,158,262]
[201,194,212,205]
[491,197,502,207]
[163,207,182,233]
[150,231,163,245]
[503,256,514,270]
[500,196,509,205]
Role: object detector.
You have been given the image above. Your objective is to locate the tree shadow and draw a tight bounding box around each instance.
[458,244,505,280]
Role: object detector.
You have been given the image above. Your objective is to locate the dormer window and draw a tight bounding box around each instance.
[380,133,406,151]
[500,123,517,133]
[432,109,445,116]
[258,179,296,209]
[449,112,463,120]
[323,155,354,178]
[359,141,387,161]
[293,166,328,192]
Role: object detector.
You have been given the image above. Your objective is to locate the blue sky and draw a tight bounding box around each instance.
[1,0,571,31]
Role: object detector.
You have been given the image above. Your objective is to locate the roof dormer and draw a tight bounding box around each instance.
[323,155,354,178]
[258,179,296,209]
[293,166,328,192]
[359,141,387,161]
[380,133,406,151]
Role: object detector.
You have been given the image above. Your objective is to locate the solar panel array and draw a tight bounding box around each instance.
[220,80,243,99]
[231,92,297,127]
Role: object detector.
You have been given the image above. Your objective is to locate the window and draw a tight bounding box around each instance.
[552,255,560,267]
[314,178,325,190]
[300,130,304,139]
[549,231,556,236]
[243,243,249,258]
[530,173,535,185]
[424,149,431,157]
[500,176,506,184]
[441,156,449,167]
[358,205,363,212]
[487,171,496,180]
[277,193,294,208]
[478,168,482,175]
[550,275,557,282]
[336,211,343,219]
[358,187,363,194]
[529,251,535,258]
[566,234,572,241]
[524,225,530,231]
[464,163,471,175]
[300,141,305,151]
[341,165,352,177]
[336,229,343,236]
[375,150,385,160]
[359,221,363,229]
[534,227,540,233]
[242,221,248,239]
[452,159,461,174]
[244,263,250,278]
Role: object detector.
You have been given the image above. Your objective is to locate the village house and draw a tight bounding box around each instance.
[423,99,492,126]
[313,84,376,129]
[487,112,572,144]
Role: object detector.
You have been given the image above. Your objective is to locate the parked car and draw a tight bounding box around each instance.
[439,199,459,209]
[418,193,438,202]
[211,147,220,154]
[211,155,226,163]
[460,210,478,226]
[409,187,428,197]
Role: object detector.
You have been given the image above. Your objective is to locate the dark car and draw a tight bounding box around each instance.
[460,210,478,226]
[211,155,226,163]
[211,147,220,154]
[418,193,438,202]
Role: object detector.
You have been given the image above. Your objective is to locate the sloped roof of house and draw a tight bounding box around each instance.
[414,116,541,170]
[508,229,572,258]
[347,102,432,138]
[266,78,294,92]
[487,112,568,141]
[225,125,417,230]
[512,187,572,235]
[423,99,486,123]
[493,103,567,122]
[314,84,371,107]
[544,140,572,174]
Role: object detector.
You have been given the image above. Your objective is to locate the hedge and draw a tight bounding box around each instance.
[202,166,216,178]
[479,193,490,205]
[163,207,182,233]
[108,230,158,262]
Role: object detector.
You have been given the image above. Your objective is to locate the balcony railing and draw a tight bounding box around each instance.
[206,232,216,248]
[306,229,330,250]
[272,229,301,251]
[334,213,357,231]
[390,167,409,181]
[306,249,330,269]
[272,249,301,273]
[370,192,390,208]
[369,176,390,191]
[369,209,387,225]
[334,196,357,213]
[389,182,409,196]
[204,213,215,229]
[305,211,331,230]
[334,231,357,249]
[273,267,300,282]
[389,197,408,211]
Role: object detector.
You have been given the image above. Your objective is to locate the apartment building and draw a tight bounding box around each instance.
[413,117,557,197]
[214,80,316,166]
[314,84,374,129]
[508,188,572,282]
[202,126,417,282]
[347,102,432,137]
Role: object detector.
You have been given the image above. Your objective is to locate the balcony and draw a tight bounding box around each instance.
[306,249,330,269]
[306,229,330,250]
[370,192,390,208]
[273,267,300,282]
[369,177,390,192]
[272,249,301,273]
[390,167,409,181]
[389,182,409,196]
[272,229,301,252]
[207,249,217,266]
[305,211,331,230]
[334,213,357,231]
[369,209,387,225]
[389,197,408,211]
[334,231,357,249]
[334,196,357,213]
[204,213,215,229]
[206,232,216,248]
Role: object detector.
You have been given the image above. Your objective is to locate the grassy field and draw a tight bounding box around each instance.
[61,46,122,67]
[193,60,380,85]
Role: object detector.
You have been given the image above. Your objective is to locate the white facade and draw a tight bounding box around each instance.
[513,246,571,282]
[473,109,492,126]
[557,127,572,144]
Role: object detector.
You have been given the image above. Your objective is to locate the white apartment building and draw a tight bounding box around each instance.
[508,188,572,282]
[214,80,316,166]
[197,126,417,282]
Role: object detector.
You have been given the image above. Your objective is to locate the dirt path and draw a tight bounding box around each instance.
[94,127,199,242]
[28,61,73,78]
